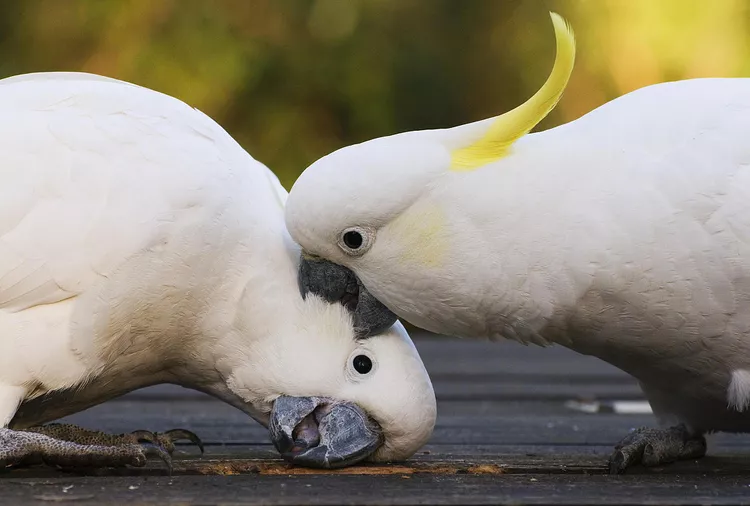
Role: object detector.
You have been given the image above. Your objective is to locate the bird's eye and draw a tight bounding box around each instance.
[343,231,363,249]
[338,226,373,256]
[352,354,373,375]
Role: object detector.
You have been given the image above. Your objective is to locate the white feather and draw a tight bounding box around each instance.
[727,370,750,412]
[0,72,435,462]
[288,78,750,434]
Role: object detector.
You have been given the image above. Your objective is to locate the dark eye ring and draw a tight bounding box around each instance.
[343,230,363,250]
[352,354,373,375]
[339,227,373,256]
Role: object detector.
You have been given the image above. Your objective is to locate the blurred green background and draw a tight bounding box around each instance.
[2,0,748,188]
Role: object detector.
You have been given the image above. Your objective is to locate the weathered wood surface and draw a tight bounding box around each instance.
[3,335,750,505]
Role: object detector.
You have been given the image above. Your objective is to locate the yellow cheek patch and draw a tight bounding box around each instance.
[386,200,448,268]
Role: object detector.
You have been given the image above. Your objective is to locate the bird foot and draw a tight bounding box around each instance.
[128,428,204,455]
[608,424,706,474]
[0,423,203,473]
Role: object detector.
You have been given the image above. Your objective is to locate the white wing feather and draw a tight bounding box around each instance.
[0,72,281,404]
[0,72,258,312]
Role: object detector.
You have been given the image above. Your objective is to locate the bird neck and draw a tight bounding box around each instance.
[165,226,306,422]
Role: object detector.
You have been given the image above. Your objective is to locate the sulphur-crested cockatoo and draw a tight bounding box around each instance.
[285,12,750,473]
[0,72,436,471]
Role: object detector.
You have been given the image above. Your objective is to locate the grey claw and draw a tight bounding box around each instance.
[608,450,628,475]
[164,429,204,455]
[140,442,173,474]
[130,430,157,444]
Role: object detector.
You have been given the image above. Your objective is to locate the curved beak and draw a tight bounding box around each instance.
[269,396,383,469]
[298,254,397,338]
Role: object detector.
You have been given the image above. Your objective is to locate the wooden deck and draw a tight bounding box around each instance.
[3,334,750,505]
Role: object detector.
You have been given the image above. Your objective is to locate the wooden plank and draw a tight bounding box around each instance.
[431,381,644,401]
[56,398,659,445]
[3,472,750,505]
[53,397,750,453]
[413,335,631,379]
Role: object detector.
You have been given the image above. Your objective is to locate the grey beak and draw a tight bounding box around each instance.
[298,255,397,338]
[269,396,383,469]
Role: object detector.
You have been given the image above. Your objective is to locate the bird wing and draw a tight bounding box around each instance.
[0,72,258,313]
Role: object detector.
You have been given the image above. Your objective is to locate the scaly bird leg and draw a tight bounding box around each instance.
[0,428,171,472]
[608,424,706,474]
[0,423,203,473]
[25,423,204,455]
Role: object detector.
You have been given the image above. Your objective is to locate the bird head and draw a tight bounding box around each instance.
[221,294,436,468]
[284,12,575,337]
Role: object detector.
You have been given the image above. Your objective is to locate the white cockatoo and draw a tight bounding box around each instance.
[0,72,436,471]
[285,12,750,473]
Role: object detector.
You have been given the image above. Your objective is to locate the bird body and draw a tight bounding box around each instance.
[0,72,436,469]
[0,73,282,426]
[285,13,750,470]
[384,78,750,435]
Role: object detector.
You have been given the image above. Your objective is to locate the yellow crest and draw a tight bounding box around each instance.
[450,12,576,171]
